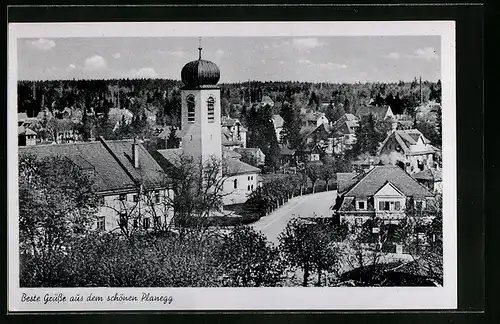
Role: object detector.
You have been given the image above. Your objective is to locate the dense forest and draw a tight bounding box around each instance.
[18,78,442,124]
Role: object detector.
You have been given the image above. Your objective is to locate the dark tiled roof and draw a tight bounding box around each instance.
[343,165,434,199]
[356,105,392,119]
[156,148,183,166]
[223,147,242,159]
[103,139,166,190]
[19,138,166,194]
[413,168,442,182]
[225,158,261,176]
[156,148,260,176]
[337,172,358,193]
[280,146,296,156]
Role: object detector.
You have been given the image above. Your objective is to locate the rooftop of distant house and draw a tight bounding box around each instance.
[304,111,327,122]
[356,105,393,120]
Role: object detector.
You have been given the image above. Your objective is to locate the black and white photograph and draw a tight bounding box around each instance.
[8,21,457,311]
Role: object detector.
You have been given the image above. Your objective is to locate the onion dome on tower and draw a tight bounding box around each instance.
[181,41,220,87]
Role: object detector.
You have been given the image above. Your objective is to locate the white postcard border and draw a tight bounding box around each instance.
[8,21,457,311]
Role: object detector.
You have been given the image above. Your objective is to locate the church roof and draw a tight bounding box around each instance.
[181,49,220,88]
[224,158,261,176]
[156,148,260,176]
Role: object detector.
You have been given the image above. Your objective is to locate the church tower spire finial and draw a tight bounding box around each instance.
[198,37,202,60]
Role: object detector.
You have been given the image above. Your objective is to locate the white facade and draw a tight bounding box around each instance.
[94,189,173,233]
[222,173,258,205]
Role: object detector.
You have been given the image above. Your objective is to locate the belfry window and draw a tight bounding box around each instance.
[207,96,215,123]
[187,95,195,123]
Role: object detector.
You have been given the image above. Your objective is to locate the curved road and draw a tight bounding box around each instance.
[251,190,337,243]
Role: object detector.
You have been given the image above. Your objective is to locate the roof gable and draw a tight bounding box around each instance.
[374,181,405,197]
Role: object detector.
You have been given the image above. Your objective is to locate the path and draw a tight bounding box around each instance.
[251,190,337,243]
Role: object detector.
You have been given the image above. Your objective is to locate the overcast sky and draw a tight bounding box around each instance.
[17,36,441,83]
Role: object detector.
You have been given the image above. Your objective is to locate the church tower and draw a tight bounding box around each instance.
[180,41,222,164]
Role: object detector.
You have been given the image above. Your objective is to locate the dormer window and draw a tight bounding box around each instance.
[187,95,195,123]
[357,201,366,210]
[207,96,215,123]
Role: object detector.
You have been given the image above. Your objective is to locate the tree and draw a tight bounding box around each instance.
[280,101,303,149]
[351,114,384,156]
[401,195,443,284]
[416,120,441,147]
[319,164,335,191]
[305,163,322,193]
[79,106,93,141]
[216,226,284,287]
[166,126,180,149]
[279,219,339,286]
[158,153,230,241]
[19,155,98,286]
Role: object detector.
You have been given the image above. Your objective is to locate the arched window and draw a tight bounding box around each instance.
[187,95,195,123]
[207,96,215,123]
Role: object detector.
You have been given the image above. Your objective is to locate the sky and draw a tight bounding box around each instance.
[17,36,441,83]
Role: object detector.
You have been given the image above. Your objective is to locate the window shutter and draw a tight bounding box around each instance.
[379,201,384,210]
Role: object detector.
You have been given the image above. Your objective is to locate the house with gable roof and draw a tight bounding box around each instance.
[378,129,436,174]
[221,116,248,148]
[19,137,172,233]
[331,113,359,154]
[356,105,395,121]
[333,165,436,228]
[260,95,275,108]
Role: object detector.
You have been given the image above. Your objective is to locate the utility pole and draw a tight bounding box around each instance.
[419,76,423,105]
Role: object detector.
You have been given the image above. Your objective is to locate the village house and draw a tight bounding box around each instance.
[350,155,382,174]
[153,46,260,206]
[279,145,297,166]
[413,168,443,193]
[221,116,248,149]
[234,147,266,167]
[300,123,334,156]
[378,129,436,174]
[302,111,329,127]
[260,95,275,108]
[331,113,359,154]
[18,126,37,146]
[333,165,436,229]
[356,105,395,121]
[19,137,171,233]
[108,107,134,132]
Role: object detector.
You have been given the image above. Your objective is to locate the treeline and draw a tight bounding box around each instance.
[19,78,441,125]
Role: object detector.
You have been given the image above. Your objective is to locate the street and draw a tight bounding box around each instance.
[251,190,337,243]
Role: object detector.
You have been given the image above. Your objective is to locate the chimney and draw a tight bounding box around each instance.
[132,138,139,168]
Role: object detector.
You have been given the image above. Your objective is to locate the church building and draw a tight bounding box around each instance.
[156,44,260,205]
